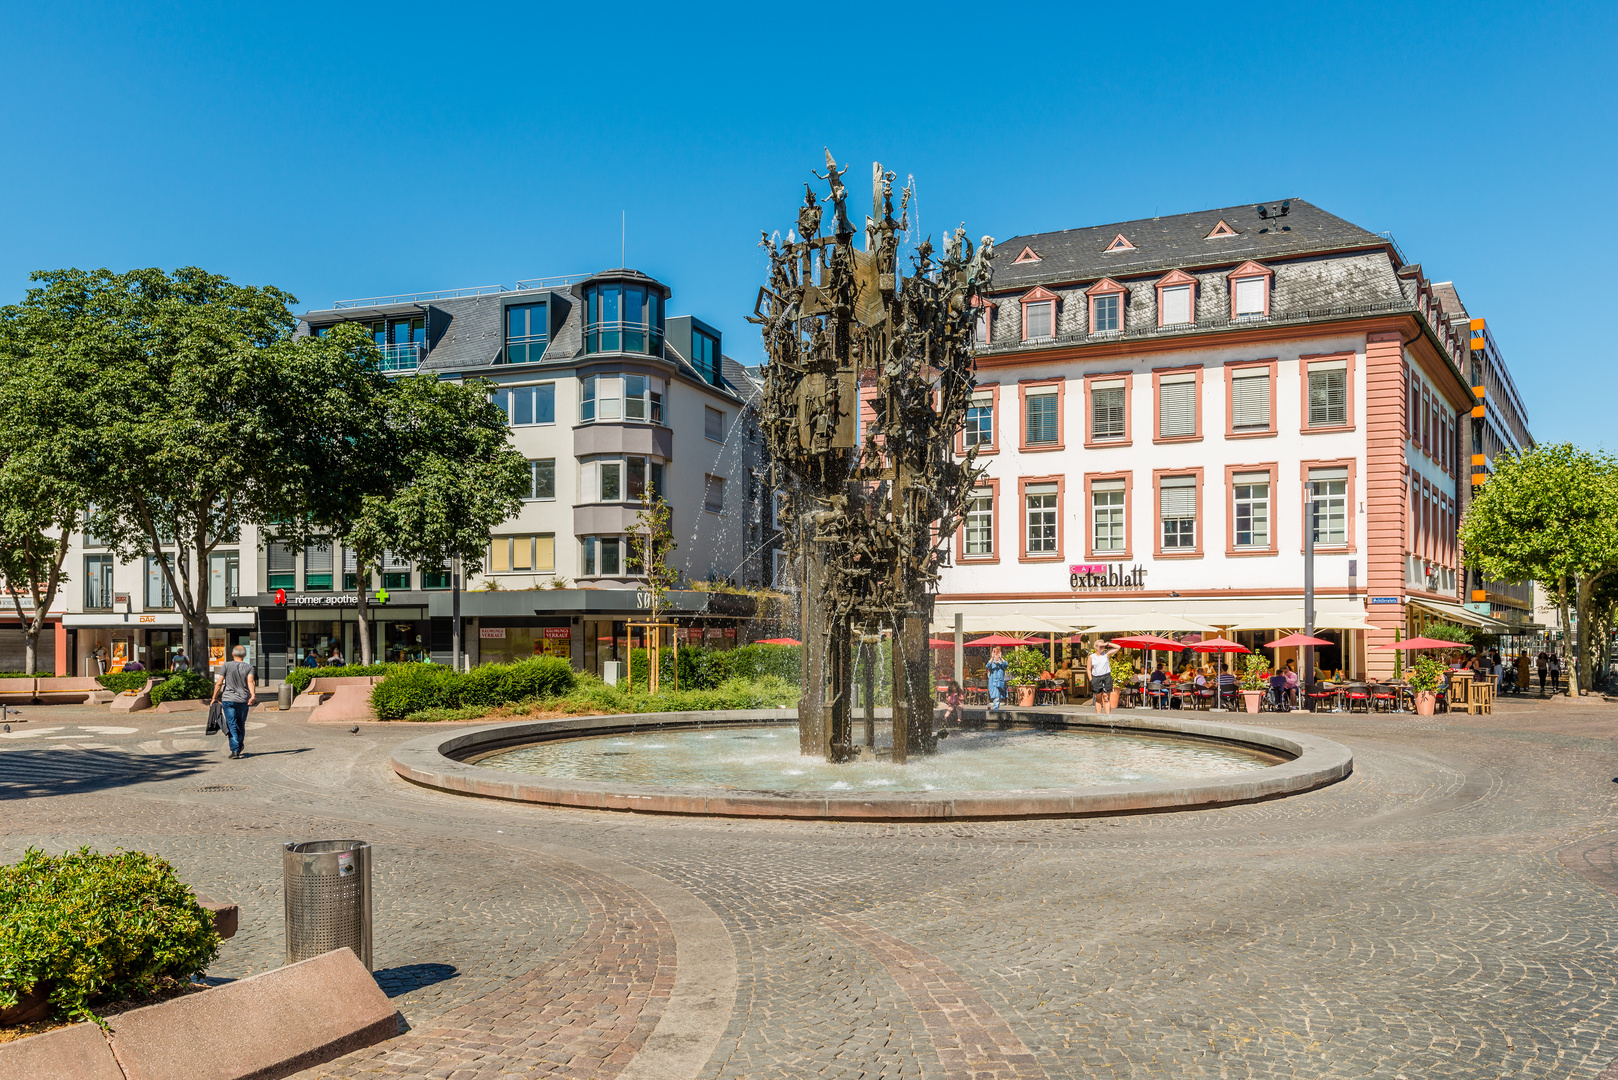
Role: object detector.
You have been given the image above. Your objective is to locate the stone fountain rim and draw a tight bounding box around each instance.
[390,709,1353,821]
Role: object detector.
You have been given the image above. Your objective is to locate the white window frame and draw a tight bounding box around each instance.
[1160,476,1197,550]
[705,406,726,443]
[964,490,994,556]
[1232,473,1270,549]
[1091,381,1125,441]
[1092,481,1126,553]
[1233,276,1266,317]
[1307,360,1348,428]
[1230,371,1271,431]
[1024,387,1059,446]
[1158,374,1197,439]
[1307,468,1348,546]
[1023,300,1054,339]
[1025,483,1058,554]
[1160,284,1192,326]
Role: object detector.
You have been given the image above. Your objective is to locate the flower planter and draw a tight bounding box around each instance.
[1413,690,1438,716]
[1015,686,1036,707]
[1241,690,1263,714]
[0,983,50,1025]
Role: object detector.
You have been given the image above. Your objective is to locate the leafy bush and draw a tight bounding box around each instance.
[1407,655,1448,694]
[1005,647,1047,686]
[398,673,801,721]
[1238,653,1271,690]
[1108,654,1135,686]
[149,670,212,704]
[0,847,220,1024]
[370,657,576,720]
[283,663,391,695]
[631,643,803,691]
[0,672,51,679]
[97,672,164,694]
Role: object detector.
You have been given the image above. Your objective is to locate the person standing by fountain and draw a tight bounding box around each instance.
[1090,641,1121,715]
[986,647,1008,712]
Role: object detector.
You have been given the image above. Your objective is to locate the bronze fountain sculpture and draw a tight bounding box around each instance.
[754,153,994,763]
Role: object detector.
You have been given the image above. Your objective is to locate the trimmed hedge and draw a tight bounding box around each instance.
[0,672,51,679]
[370,657,576,720]
[149,670,212,704]
[283,663,391,695]
[0,847,220,1024]
[97,672,163,694]
[629,644,803,691]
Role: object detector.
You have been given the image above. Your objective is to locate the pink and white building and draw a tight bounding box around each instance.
[935,200,1505,678]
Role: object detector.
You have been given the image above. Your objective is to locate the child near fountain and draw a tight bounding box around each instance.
[942,680,963,727]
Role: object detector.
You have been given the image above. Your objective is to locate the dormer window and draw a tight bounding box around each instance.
[1155,270,1197,327]
[1086,278,1126,334]
[1105,233,1135,252]
[1227,261,1273,319]
[970,296,996,345]
[1012,246,1041,264]
[1019,287,1059,341]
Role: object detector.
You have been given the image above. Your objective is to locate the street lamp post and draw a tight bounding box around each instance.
[451,556,462,673]
[1303,495,1317,698]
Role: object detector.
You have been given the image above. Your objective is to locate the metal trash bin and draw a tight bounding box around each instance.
[283,840,372,970]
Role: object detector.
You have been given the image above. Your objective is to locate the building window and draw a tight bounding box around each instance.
[1025,483,1058,554]
[380,550,410,590]
[1158,375,1197,439]
[964,490,994,556]
[303,542,334,591]
[505,302,547,364]
[580,536,621,577]
[85,554,114,610]
[208,551,239,609]
[704,474,725,513]
[705,406,725,443]
[600,461,623,501]
[1307,468,1348,545]
[691,328,720,385]
[491,535,555,574]
[528,459,555,500]
[143,556,175,609]
[266,540,296,590]
[1024,389,1058,446]
[585,282,663,356]
[621,374,663,423]
[1091,382,1125,440]
[493,383,555,426]
[581,375,624,422]
[421,569,451,589]
[1232,473,1270,549]
[973,306,992,344]
[1308,362,1348,428]
[1160,476,1197,550]
[1092,481,1126,553]
[964,397,994,448]
[1231,275,1268,318]
[1023,300,1054,339]
[1160,285,1192,326]
[1230,370,1271,431]
[342,548,358,591]
[1092,292,1120,332]
[772,549,788,588]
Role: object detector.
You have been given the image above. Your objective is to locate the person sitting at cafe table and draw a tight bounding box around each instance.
[1146,663,1171,707]
[1281,660,1300,706]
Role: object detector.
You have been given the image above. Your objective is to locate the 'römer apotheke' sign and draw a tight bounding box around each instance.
[1069,563,1148,590]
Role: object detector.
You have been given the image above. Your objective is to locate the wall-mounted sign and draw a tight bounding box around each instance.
[114,593,131,606]
[277,593,358,608]
[1369,596,1400,605]
[138,615,156,623]
[479,627,507,639]
[1069,563,1147,590]
[543,627,571,639]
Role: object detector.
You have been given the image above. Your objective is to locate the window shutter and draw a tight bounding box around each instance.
[1159,477,1196,518]
[1309,367,1347,426]
[1231,373,1270,429]
[1161,285,1192,325]
[1234,276,1265,315]
[1092,383,1125,438]
[1025,390,1058,444]
[1158,379,1196,437]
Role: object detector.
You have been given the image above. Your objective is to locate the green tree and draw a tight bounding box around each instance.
[286,359,529,665]
[12,267,307,662]
[0,295,92,673]
[627,484,680,690]
[1458,443,1618,695]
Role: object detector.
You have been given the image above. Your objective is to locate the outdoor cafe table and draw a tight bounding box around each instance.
[1448,669,1475,714]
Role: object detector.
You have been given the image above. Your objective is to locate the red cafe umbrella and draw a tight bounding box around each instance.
[1189,636,1251,654]
[754,637,801,646]
[1374,636,1471,651]
[966,634,1034,647]
[1110,634,1184,650]
[1265,633,1334,648]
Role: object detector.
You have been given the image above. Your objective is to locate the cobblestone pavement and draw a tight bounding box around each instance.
[5,696,1618,1077]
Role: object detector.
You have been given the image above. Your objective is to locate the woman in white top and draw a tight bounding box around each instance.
[1090,642,1121,715]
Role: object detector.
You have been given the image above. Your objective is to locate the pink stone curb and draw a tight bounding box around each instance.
[391,709,1352,821]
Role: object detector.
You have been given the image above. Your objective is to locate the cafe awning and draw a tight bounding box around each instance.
[1408,598,1509,631]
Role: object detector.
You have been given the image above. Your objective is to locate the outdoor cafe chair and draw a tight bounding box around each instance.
[1343,683,1371,713]
[1371,684,1398,712]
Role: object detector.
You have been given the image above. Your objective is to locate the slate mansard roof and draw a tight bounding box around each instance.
[992,199,1391,291]
[299,270,743,405]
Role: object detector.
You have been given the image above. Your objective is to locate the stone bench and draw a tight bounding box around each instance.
[110,677,161,714]
[293,676,382,723]
[36,677,114,706]
[0,948,398,1080]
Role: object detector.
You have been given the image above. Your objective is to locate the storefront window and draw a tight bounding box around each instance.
[144,556,175,609]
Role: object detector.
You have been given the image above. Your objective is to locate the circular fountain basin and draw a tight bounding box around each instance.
[392,710,1353,821]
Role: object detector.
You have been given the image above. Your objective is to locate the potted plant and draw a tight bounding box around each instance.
[1006,648,1046,707]
[1108,654,1135,708]
[1407,654,1446,715]
[1238,653,1271,713]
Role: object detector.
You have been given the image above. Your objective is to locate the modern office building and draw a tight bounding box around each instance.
[55,268,781,681]
[936,199,1523,678]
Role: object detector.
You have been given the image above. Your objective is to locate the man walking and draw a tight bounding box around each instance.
[209,645,256,759]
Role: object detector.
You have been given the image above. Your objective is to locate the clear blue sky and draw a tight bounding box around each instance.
[3,1,1612,448]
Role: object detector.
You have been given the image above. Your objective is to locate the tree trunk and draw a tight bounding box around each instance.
[1558,583,1577,696]
[1575,574,1595,695]
[356,558,374,665]
[22,633,36,677]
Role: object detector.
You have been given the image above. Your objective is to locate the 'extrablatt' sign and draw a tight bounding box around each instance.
[1069,563,1147,590]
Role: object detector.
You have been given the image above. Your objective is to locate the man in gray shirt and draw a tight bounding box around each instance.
[209,645,257,759]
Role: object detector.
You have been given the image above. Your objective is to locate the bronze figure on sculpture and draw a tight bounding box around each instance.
[753,153,993,763]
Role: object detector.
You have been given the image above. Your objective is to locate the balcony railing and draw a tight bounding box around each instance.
[379,342,422,372]
[584,321,665,356]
